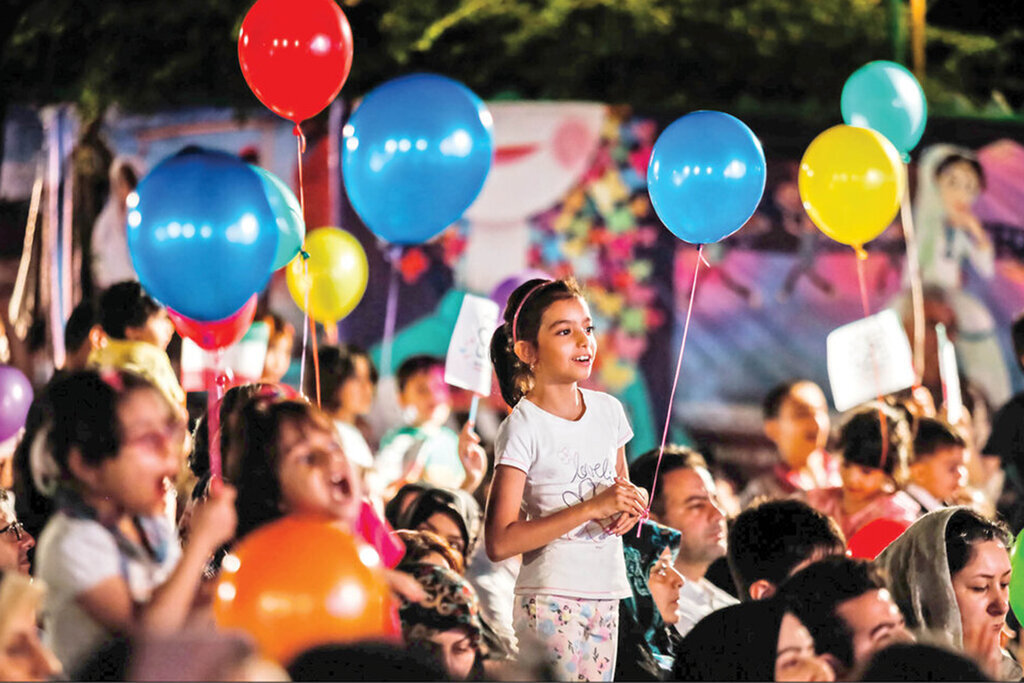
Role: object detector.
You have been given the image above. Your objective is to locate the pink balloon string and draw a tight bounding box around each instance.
[207,349,230,481]
[640,244,704,535]
[293,123,314,403]
[854,248,890,471]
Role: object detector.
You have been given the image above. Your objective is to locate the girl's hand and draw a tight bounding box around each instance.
[587,477,647,522]
[458,421,487,494]
[188,478,237,553]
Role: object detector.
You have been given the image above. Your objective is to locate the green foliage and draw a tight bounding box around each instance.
[0,0,1020,118]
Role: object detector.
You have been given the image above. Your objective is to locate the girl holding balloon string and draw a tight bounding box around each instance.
[485,277,648,682]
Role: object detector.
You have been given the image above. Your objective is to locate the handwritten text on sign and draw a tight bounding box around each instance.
[445,293,500,396]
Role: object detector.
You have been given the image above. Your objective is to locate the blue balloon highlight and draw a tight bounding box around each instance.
[342,74,494,245]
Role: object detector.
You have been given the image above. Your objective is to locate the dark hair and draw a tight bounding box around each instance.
[395,529,465,575]
[46,370,164,475]
[727,499,846,600]
[839,404,910,478]
[287,642,448,682]
[628,445,707,519]
[762,379,813,420]
[112,159,139,190]
[860,643,990,682]
[312,344,378,412]
[934,153,986,191]
[489,278,585,407]
[188,383,272,479]
[65,299,98,353]
[12,379,60,539]
[778,556,887,670]
[912,417,966,462]
[396,355,444,393]
[233,399,338,539]
[944,508,1011,578]
[1012,312,1024,371]
[393,486,483,559]
[98,281,162,339]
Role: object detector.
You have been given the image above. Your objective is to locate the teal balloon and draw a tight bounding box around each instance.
[841,60,927,158]
[250,166,305,270]
[1010,528,1024,620]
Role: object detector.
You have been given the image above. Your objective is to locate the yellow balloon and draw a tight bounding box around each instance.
[286,227,368,324]
[798,124,906,249]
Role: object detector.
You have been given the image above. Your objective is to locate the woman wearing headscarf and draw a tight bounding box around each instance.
[615,520,685,681]
[672,599,835,681]
[399,563,488,681]
[392,485,482,567]
[876,507,1021,681]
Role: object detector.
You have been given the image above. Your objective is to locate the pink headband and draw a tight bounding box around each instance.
[511,280,552,345]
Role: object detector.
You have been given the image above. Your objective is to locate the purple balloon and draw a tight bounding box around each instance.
[0,366,32,442]
[490,269,552,319]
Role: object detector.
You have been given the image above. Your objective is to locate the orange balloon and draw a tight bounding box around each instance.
[213,515,400,664]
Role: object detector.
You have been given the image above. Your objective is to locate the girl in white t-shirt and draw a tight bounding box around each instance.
[485,278,648,681]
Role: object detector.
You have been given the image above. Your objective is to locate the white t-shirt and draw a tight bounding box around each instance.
[495,388,633,600]
[334,420,375,470]
[35,511,181,670]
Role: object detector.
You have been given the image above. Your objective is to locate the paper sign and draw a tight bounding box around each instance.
[445,293,500,395]
[180,322,270,392]
[827,309,915,412]
[936,323,963,425]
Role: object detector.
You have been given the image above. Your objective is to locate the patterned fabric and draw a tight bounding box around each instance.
[621,521,680,660]
[400,563,484,648]
[513,595,619,682]
[393,485,483,559]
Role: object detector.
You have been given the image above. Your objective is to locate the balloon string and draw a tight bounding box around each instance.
[854,249,890,471]
[299,254,309,397]
[310,303,322,409]
[208,349,226,482]
[899,180,926,386]
[380,246,402,377]
[640,244,704,536]
[294,123,312,402]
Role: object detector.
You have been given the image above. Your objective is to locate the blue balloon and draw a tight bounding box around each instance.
[342,74,494,245]
[127,148,278,321]
[647,111,766,244]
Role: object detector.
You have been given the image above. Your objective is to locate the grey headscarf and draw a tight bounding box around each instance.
[876,507,1021,681]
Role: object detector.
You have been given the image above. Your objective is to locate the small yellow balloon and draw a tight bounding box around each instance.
[798,124,906,249]
[286,227,368,324]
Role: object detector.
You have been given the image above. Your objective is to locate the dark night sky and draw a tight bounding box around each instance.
[927,0,1023,33]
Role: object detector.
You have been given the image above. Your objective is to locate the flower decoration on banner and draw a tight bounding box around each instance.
[529,114,663,392]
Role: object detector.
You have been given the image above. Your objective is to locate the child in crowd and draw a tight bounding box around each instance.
[906,417,969,513]
[89,281,184,411]
[806,404,920,538]
[485,278,647,682]
[741,379,839,507]
[390,484,482,567]
[31,370,236,671]
[313,344,378,472]
[377,355,485,495]
[62,299,106,373]
[259,313,295,385]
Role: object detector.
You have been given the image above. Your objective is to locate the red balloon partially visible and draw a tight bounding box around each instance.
[847,517,913,560]
[168,295,258,350]
[238,0,354,123]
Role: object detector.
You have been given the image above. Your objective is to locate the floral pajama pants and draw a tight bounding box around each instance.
[513,595,619,682]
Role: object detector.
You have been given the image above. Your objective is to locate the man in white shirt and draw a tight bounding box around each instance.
[630,445,737,637]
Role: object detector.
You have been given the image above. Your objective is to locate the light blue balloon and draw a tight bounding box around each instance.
[842,60,927,158]
[250,165,305,270]
[342,74,494,245]
[647,111,766,244]
[127,148,278,321]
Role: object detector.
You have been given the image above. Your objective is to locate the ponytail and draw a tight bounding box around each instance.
[490,277,584,408]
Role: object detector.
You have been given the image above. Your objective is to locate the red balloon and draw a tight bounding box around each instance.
[167,295,258,350]
[847,517,913,560]
[238,0,354,123]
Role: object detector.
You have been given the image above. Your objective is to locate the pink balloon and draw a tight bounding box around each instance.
[0,366,32,441]
[168,295,259,351]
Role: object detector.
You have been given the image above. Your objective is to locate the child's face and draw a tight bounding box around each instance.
[937,161,982,218]
[262,335,293,383]
[275,419,362,526]
[400,367,451,427]
[839,462,890,503]
[527,297,596,385]
[765,382,830,470]
[131,310,175,350]
[338,356,375,418]
[910,446,967,502]
[93,388,186,516]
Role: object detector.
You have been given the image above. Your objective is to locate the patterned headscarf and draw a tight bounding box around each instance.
[399,563,485,650]
[621,520,681,660]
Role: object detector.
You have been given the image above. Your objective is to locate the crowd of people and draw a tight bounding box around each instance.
[0,271,1022,682]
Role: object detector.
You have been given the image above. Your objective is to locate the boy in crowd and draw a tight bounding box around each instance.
[630,445,737,637]
[906,417,968,513]
[89,281,184,410]
[62,300,106,372]
[741,379,840,507]
[727,498,846,601]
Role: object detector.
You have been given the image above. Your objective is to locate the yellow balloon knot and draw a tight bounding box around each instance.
[853,245,869,261]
